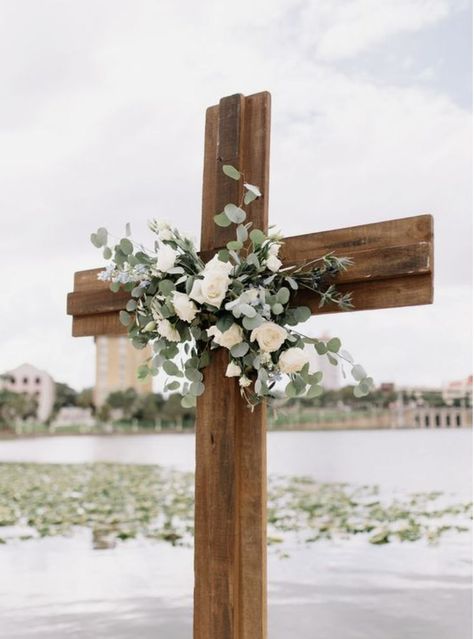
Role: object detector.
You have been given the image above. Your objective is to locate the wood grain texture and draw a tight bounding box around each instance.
[194,91,270,639]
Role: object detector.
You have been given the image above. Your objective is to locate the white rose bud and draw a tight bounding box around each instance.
[239,375,252,388]
[268,242,281,257]
[155,244,178,273]
[265,255,283,273]
[225,361,241,377]
[157,319,181,342]
[278,347,310,374]
[207,323,243,349]
[172,291,198,323]
[251,321,287,353]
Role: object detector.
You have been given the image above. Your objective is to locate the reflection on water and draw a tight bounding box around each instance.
[0,430,471,639]
[0,429,471,493]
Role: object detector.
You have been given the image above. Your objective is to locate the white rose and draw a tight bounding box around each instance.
[157,319,181,342]
[172,291,198,323]
[155,244,178,273]
[239,376,252,388]
[225,361,241,377]
[251,321,287,353]
[268,242,281,257]
[204,254,234,276]
[278,347,310,374]
[190,271,230,308]
[265,255,283,273]
[207,323,243,349]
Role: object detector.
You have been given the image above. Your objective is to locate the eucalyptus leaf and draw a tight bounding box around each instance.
[103,246,112,259]
[181,394,197,408]
[119,310,131,326]
[190,381,205,396]
[163,360,180,376]
[230,342,249,358]
[351,364,367,381]
[224,204,246,224]
[126,299,137,312]
[214,212,232,227]
[222,164,241,180]
[120,238,134,255]
[327,337,341,353]
[249,229,266,246]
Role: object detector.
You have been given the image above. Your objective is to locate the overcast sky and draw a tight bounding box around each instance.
[0,0,472,391]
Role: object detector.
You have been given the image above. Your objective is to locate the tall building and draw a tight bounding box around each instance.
[94,336,153,407]
[1,363,55,422]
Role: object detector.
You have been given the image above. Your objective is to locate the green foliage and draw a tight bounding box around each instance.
[89,165,370,410]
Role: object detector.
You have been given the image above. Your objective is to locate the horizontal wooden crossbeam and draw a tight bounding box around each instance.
[67,214,433,336]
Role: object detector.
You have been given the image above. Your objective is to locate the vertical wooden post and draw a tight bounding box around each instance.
[194,92,271,639]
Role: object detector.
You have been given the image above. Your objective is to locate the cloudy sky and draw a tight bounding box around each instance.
[0,0,471,391]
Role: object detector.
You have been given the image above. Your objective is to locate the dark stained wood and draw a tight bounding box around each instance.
[194,91,270,639]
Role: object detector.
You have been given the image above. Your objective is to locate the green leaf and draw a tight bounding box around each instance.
[308,371,323,384]
[295,306,311,323]
[224,204,246,224]
[90,227,108,248]
[272,303,284,315]
[306,383,323,398]
[119,310,131,326]
[103,246,112,259]
[126,299,137,312]
[240,304,257,318]
[163,360,180,376]
[218,249,231,262]
[185,368,203,382]
[236,225,248,243]
[222,164,241,180]
[285,381,298,398]
[166,381,181,391]
[216,315,234,332]
[159,279,175,296]
[227,240,243,251]
[327,337,341,353]
[190,381,205,396]
[214,212,232,227]
[137,364,149,380]
[131,286,145,298]
[120,238,134,255]
[286,276,298,290]
[199,351,210,368]
[181,394,197,408]
[249,229,266,246]
[276,287,290,304]
[230,342,249,358]
[314,341,327,355]
[242,314,264,330]
[351,365,366,381]
[110,282,121,293]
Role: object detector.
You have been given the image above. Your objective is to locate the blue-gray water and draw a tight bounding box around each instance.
[0,429,471,639]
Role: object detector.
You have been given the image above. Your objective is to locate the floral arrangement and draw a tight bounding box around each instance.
[91,165,373,409]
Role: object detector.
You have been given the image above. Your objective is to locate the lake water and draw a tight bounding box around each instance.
[0,429,471,639]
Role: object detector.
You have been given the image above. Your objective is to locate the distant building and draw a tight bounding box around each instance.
[53,406,95,428]
[0,363,55,422]
[94,336,153,407]
[442,375,473,406]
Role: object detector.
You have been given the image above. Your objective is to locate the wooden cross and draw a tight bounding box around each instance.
[67,91,434,639]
